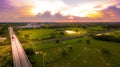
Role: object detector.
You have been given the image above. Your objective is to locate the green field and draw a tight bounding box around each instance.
[19,28,87,40]
[0,26,12,67]
[109,31,120,38]
[18,28,120,67]
[0,45,12,67]
[0,24,120,67]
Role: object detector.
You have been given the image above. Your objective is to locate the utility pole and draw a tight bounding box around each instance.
[43,53,47,67]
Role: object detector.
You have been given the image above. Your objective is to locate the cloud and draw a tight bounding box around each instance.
[115,0,120,2]
[0,0,14,10]
[31,0,67,15]
[34,11,70,22]
[62,0,100,6]
[0,0,33,18]
[0,0,115,18]
[25,7,120,22]
[1,9,120,22]
[0,0,120,22]
[101,6,120,18]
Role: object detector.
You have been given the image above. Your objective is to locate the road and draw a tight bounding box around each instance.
[8,27,32,67]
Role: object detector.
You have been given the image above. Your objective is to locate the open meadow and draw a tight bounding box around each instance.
[18,24,120,67]
[0,23,120,67]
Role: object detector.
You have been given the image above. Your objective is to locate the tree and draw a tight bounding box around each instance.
[50,33,55,38]
[77,40,82,42]
[0,26,8,36]
[68,45,73,51]
[75,29,78,32]
[56,40,60,43]
[25,48,35,56]
[101,48,110,55]
[61,49,67,56]
[59,32,64,35]
[86,40,90,44]
[82,26,87,29]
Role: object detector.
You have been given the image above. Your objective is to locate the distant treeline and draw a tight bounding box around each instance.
[93,35,120,43]
[1,22,120,28]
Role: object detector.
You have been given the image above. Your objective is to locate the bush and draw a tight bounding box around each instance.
[93,35,120,43]
[25,48,35,56]
[77,40,82,42]
[59,32,64,35]
[1,55,13,67]
[50,33,55,38]
[101,48,110,55]
[75,29,78,32]
[0,26,8,36]
[56,40,60,43]
[86,40,90,44]
[68,45,73,51]
[61,49,67,56]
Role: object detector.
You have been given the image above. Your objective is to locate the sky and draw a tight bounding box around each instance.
[0,0,120,22]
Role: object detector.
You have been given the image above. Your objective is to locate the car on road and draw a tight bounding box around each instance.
[12,37,14,39]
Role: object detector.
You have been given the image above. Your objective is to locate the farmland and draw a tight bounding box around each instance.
[17,23,120,67]
[0,23,120,67]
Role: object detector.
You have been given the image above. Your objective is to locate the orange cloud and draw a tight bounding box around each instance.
[87,12,103,18]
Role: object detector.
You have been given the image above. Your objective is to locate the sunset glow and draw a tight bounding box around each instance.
[0,0,120,22]
[30,1,113,17]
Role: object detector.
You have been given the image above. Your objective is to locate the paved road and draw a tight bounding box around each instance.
[8,27,32,67]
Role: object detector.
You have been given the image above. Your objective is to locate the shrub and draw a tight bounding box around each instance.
[101,48,110,55]
[25,48,35,56]
[93,35,120,43]
[68,45,73,51]
[56,40,60,43]
[59,32,64,35]
[61,49,67,56]
[86,40,90,44]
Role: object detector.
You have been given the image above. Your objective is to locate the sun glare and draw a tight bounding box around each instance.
[30,0,114,18]
[87,12,103,18]
[31,0,67,15]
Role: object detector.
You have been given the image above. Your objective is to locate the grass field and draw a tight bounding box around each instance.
[0,45,12,67]
[109,31,120,38]
[19,28,87,40]
[18,28,120,67]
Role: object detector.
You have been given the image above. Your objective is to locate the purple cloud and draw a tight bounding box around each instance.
[101,6,120,18]
[1,10,120,22]
[114,0,120,6]
[34,11,69,22]
[0,0,13,10]
[115,0,120,2]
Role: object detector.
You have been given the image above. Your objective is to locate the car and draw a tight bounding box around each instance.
[12,37,14,39]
